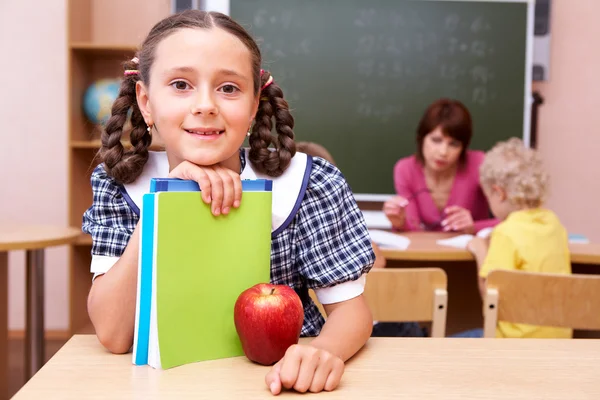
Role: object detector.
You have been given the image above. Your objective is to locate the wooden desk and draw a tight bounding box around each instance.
[12,335,600,399]
[570,243,600,265]
[381,232,600,265]
[381,232,473,262]
[379,232,600,336]
[0,224,81,397]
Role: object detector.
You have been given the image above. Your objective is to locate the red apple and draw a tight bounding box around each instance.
[234,283,304,365]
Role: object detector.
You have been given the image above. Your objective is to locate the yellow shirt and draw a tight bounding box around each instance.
[479,208,572,338]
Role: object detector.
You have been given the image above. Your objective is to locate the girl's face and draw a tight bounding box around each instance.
[137,27,259,172]
[421,126,463,173]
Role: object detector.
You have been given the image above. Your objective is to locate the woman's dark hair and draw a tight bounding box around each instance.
[100,10,295,184]
[415,98,472,165]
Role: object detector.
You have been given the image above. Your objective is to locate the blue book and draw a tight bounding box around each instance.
[568,233,590,244]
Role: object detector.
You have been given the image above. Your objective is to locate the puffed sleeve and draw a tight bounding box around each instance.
[295,157,375,305]
[82,164,138,275]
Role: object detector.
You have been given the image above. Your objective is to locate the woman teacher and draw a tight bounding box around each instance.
[384,98,497,234]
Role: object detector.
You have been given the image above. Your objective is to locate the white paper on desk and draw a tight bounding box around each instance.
[368,229,410,250]
[436,234,475,249]
[361,211,392,230]
[436,228,493,249]
[477,227,493,239]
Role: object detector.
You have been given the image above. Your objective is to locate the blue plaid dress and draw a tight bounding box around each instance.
[82,150,375,336]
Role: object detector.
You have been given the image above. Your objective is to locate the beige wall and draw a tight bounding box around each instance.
[534,0,600,242]
[0,1,598,331]
[0,0,69,331]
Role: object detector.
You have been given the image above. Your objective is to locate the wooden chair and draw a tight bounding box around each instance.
[309,269,448,337]
[363,268,448,337]
[483,270,600,338]
[309,289,327,318]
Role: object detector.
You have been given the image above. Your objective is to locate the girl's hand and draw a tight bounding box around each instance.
[442,206,475,234]
[383,196,408,229]
[168,161,242,216]
[264,344,344,395]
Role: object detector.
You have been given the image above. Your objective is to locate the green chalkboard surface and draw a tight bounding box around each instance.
[231,0,532,194]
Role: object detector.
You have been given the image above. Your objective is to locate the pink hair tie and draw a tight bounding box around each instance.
[260,69,274,90]
[261,75,274,91]
[124,57,140,76]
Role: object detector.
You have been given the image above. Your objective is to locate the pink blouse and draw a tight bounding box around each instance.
[393,150,498,233]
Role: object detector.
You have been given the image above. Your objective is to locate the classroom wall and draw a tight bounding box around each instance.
[1,0,598,332]
[533,0,600,242]
[0,0,69,332]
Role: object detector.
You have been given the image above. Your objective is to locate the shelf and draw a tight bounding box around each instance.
[75,233,93,246]
[70,42,137,53]
[71,140,102,149]
[71,140,164,151]
[70,43,137,60]
[75,322,96,335]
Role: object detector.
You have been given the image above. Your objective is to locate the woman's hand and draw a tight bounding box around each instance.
[168,161,242,216]
[264,344,345,395]
[442,206,475,234]
[383,196,409,229]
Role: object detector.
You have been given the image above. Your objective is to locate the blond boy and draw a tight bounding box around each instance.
[468,137,572,338]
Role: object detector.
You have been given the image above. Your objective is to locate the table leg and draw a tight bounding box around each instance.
[24,249,44,381]
[0,252,8,400]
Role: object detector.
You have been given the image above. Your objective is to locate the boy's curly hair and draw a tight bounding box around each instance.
[479,137,549,208]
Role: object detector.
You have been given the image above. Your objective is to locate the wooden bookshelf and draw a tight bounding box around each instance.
[71,140,165,150]
[71,42,138,52]
[74,234,93,246]
[66,0,171,335]
[70,140,105,149]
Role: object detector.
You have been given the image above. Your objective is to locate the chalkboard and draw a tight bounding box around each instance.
[230,0,533,195]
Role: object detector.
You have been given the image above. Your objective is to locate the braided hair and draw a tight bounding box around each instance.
[100,10,295,184]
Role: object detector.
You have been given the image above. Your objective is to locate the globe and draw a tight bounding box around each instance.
[82,79,121,125]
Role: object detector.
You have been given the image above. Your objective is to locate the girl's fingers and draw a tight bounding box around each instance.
[167,162,242,216]
[203,168,223,216]
[279,346,302,390]
[292,350,320,393]
[168,161,212,204]
[265,361,282,395]
[323,358,344,392]
[215,167,235,214]
[228,169,243,208]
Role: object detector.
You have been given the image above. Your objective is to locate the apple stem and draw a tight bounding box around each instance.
[270,288,275,295]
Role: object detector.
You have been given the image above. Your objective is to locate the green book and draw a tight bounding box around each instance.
[133,179,272,369]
